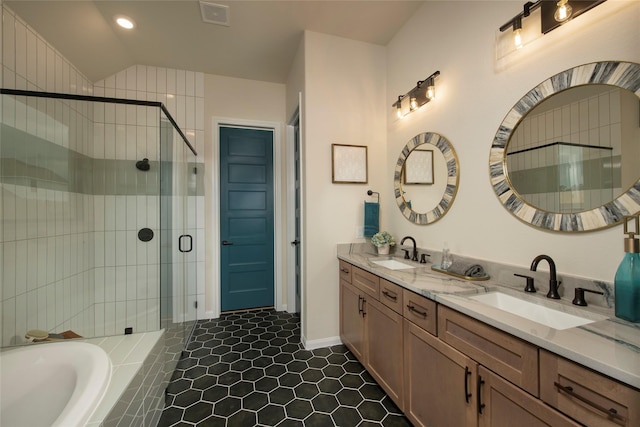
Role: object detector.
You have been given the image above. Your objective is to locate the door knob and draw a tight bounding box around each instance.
[290,240,300,246]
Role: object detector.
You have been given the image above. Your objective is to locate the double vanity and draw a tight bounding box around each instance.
[337,244,639,427]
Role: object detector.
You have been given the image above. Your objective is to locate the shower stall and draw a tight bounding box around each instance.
[0,89,201,357]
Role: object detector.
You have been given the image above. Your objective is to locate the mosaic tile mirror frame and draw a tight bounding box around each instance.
[490,61,640,232]
[394,132,459,225]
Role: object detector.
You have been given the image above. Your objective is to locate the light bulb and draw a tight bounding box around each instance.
[514,28,523,49]
[426,85,435,100]
[410,97,417,110]
[554,0,572,22]
[396,105,403,119]
[115,15,135,29]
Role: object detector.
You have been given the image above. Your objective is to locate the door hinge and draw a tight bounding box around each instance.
[194,300,198,309]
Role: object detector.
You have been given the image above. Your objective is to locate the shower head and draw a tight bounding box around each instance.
[136,158,150,171]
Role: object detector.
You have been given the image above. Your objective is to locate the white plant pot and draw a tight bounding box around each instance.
[377,244,390,255]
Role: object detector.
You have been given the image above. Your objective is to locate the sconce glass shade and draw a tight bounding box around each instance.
[394,96,404,119]
[554,0,573,22]
[426,84,435,100]
[410,96,418,110]
[514,28,523,49]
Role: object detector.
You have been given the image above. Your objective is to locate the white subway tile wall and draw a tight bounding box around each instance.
[507,87,624,213]
[1,4,206,346]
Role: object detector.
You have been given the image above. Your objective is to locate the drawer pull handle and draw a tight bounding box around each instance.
[382,290,398,301]
[407,304,427,318]
[464,366,472,403]
[358,296,363,315]
[554,382,626,423]
[341,268,350,274]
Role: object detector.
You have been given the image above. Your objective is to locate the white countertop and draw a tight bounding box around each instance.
[338,247,640,389]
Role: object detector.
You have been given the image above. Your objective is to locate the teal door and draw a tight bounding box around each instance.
[220,127,275,311]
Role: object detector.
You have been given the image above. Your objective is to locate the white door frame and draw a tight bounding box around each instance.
[286,111,299,314]
[210,117,284,319]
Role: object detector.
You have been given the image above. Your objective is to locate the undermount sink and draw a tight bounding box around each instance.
[370,259,416,270]
[469,292,608,330]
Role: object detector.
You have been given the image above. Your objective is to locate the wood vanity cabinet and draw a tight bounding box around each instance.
[438,305,539,396]
[339,263,404,410]
[339,260,634,427]
[404,319,478,427]
[340,279,366,361]
[540,350,640,427]
[366,296,404,409]
[477,366,580,427]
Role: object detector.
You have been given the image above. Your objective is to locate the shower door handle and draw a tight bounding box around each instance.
[179,235,192,253]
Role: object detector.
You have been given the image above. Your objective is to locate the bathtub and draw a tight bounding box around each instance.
[0,341,111,427]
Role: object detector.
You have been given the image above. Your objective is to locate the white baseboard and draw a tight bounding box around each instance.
[201,311,217,321]
[302,335,342,351]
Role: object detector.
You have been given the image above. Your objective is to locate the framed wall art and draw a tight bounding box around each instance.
[332,144,368,183]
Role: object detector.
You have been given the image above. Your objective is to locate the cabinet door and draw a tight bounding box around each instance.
[540,350,640,427]
[366,297,404,410]
[340,280,366,361]
[478,366,580,427]
[404,319,477,427]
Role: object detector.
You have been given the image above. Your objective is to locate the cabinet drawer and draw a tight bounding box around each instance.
[403,290,437,336]
[380,279,404,315]
[339,261,352,284]
[438,306,538,396]
[540,350,640,427]
[352,266,380,299]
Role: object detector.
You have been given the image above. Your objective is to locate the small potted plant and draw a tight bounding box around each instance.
[371,231,396,255]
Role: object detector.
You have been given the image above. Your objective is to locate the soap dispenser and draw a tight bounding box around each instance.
[615,215,640,322]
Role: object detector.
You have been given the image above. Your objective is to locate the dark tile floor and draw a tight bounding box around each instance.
[158,310,411,427]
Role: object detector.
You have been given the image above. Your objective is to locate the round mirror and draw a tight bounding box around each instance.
[394,132,459,225]
[490,61,640,232]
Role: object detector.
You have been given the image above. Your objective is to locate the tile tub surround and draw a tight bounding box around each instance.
[159,310,410,427]
[82,328,184,427]
[337,243,640,389]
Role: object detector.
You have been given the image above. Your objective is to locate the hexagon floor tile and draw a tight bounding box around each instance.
[158,309,411,427]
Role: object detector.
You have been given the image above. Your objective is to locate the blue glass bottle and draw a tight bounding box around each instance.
[615,216,640,323]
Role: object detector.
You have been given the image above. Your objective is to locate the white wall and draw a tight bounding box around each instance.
[302,31,387,343]
[385,1,640,282]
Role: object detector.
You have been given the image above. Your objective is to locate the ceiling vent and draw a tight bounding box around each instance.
[199,1,230,26]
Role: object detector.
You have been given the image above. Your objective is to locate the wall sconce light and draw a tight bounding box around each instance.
[554,0,573,22]
[393,71,440,119]
[513,15,523,49]
[499,0,606,46]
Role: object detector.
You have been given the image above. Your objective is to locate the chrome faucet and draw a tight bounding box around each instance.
[400,236,418,262]
[530,254,561,299]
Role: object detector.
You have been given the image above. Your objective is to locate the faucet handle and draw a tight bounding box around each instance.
[514,273,536,293]
[402,249,410,259]
[420,253,430,264]
[572,288,604,306]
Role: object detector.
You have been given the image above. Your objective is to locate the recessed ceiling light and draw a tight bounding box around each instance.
[115,15,135,30]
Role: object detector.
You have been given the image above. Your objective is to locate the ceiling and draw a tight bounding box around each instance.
[6,0,425,84]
